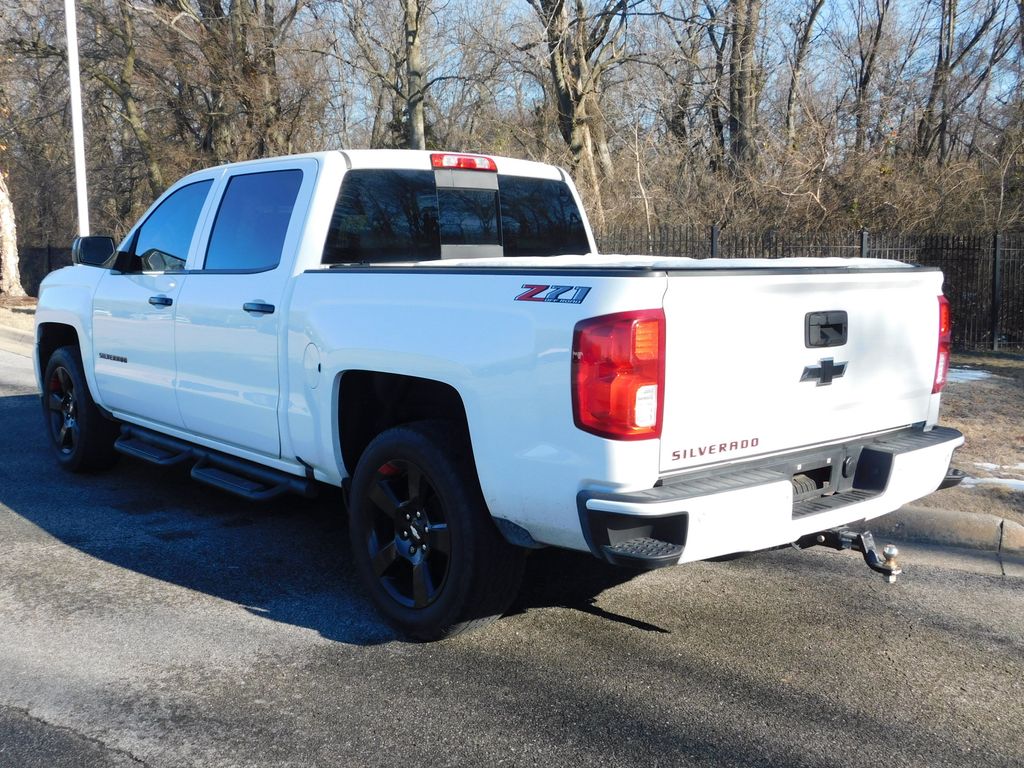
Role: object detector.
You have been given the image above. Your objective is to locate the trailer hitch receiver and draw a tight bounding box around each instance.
[798,528,902,583]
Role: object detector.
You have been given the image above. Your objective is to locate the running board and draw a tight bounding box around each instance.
[114,424,316,501]
[115,433,192,466]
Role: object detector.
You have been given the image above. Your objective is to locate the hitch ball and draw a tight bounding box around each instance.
[798,529,903,582]
[882,544,900,583]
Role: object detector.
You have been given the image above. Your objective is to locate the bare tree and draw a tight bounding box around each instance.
[5,0,1024,259]
[915,0,1001,164]
[405,0,427,149]
[0,168,25,297]
[655,0,704,144]
[784,0,825,148]
[705,1,729,168]
[727,0,761,168]
[328,0,448,149]
[527,0,629,224]
[84,0,165,196]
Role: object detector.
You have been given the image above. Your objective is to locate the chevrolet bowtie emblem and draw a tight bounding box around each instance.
[801,358,847,386]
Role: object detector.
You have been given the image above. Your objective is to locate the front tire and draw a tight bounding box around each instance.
[42,345,119,472]
[348,421,525,640]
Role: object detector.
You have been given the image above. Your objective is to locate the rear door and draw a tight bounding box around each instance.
[658,266,945,473]
[173,159,316,456]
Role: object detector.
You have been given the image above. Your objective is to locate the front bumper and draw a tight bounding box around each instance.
[578,426,964,567]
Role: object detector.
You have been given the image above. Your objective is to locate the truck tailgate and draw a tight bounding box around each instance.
[659,266,944,473]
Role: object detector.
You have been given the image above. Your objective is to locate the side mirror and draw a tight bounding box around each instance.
[71,236,116,267]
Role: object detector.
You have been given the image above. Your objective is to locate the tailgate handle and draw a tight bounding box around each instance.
[805,311,847,348]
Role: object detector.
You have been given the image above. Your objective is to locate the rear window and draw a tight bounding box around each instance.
[437,188,501,246]
[321,169,589,264]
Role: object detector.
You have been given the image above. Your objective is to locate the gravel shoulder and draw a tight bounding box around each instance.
[0,296,37,335]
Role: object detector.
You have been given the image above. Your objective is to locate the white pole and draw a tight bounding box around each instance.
[64,0,90,236]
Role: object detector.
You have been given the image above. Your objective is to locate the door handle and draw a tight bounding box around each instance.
[149,295,173,307]
[243,302,275,315]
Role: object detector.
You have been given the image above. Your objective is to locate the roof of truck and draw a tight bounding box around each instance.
[181,149,566,180]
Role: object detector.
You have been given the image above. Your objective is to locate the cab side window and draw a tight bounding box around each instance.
[203,169,303,271]
[133,180,213,272]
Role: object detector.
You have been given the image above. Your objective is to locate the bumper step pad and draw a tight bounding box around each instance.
[601,537,683,570]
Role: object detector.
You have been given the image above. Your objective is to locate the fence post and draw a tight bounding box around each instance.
[991,232,1002,351]
[860,228,869,259]
[710,224,719,259]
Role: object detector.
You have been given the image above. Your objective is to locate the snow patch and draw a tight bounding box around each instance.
[961,477,1024,492]
[972,462,1024,473]
[947,368,993,383]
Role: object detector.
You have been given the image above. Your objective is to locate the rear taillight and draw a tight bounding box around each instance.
[572,309,665,440]
[933,295,951,394]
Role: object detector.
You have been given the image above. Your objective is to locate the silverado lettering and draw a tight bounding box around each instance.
[672,438,760,462]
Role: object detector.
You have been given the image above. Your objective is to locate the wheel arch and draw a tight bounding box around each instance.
[36,322,81,387]
[337,370,471,477]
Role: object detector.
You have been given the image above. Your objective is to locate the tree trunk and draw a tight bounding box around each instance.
[916,0,954,160]
[852,0,888,154]
[728,0,762,169]
[916,0,997,163]
[530,0,626,226]
[256,0,286,155]
[662,0,701,144]
[784,0,825,149]
[0,170,25,298]
[90,0,165,197]
[706,10,729,171]
[1019,0,1024,54]
[405,0,427,150]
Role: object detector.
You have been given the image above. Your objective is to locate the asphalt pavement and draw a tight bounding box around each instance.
[1,344,1022,767]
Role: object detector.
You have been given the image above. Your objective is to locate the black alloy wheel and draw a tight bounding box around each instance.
[365,458,452,609]
[46,364,80,457]
[41,345,119,472]
[348,421,525,640]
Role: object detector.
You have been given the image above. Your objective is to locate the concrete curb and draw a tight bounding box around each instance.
[874,504,1024,556]
[0,325,34,358]
[0,324,33,347]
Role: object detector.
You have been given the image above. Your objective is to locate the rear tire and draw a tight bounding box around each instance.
[348,420,525,640]
[42,346,119,472]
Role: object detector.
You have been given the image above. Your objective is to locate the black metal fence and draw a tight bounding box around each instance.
[17,231,1024,352]
[18,245,73,297]
[598,226,1024,352]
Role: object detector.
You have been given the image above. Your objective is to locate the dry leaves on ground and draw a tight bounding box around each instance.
[917,353,1024,526]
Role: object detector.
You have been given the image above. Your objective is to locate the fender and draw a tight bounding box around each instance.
[34,266,105,406]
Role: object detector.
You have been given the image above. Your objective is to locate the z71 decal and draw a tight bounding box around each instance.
[515,284,591,304]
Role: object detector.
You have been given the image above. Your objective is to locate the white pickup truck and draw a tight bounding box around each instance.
[35,150,964,639]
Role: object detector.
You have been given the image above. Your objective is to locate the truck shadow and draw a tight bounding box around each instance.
[0,393,651,645]
[512,549,668,633]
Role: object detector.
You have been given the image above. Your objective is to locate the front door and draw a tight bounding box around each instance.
[91,179,214,427]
